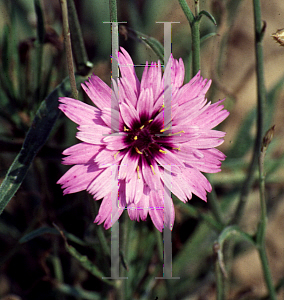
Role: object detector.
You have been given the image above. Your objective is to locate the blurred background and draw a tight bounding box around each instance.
[0,0,284,299]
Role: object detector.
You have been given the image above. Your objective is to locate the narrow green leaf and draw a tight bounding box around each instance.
[64,238,114,286]
[56,283,101,300]
[0,75,85,215]
[0,25,17,104]
[52,224,114,286]
[198,10,217,26]
[140,35,164,63]
[217,225,255,247]
[127,27,164,63]
[19,227,56,243]
[19,226,88,246]
[34,0,45,44]
[201,32,218,43]
[215,225,255,277]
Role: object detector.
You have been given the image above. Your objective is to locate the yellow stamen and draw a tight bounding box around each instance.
[158,104,164,113]
[134,135,138,140]
[124,126,129,131]
[169,130,185,136]
[159,149,167,154]
[160,123,172,132]
[114,151,120,159]
[135,147,143,154]
[150,164,156,175]
[148,119,153,123]
[140,125,145,130]
[172,147,180,151]
[137,166,140,179]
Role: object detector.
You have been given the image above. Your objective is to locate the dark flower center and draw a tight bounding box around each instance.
[124,118,163,155]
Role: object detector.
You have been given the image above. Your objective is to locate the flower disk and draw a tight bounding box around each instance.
[57,47,229,232]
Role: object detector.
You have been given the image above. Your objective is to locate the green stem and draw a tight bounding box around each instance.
[256,148,277,299]
[191,19,201,76]
[215,256,224,300]
[231,0,266,225]
[60,0,78,100]
[178,0,200,75]
[34,0,45,102]
[121,215,132,300]
[109,0,118,23]
[178,0,194,24]
[66,0,93,76]
[194,0,199,16]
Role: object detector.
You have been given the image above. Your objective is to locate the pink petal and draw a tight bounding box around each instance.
[127,185,150,222]
[118,150,140,181]
[125,173,144,205]
[120,102,139,130]
[76,124,111,145]
[148,189,175,232]
[141,61,163,101]
[117,47,140,96]
[103,134,128,150]
[181,167,212,201]
[188,138,224,148]
[154,147,185,172]
[95,148,124,168]
[81,75,112,110]
[141,158,162,191]
[94,192,125,229]
[160,169,188,202]
[62,143,102,165]
[87,166,118,199]
[57,164,101,195]
[100,107,123,132]
[191,99,230,129]
[59,97,99,125]
[136,88,154,121]
[119,77,138,108]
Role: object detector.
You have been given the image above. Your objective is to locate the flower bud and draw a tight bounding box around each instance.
[261,125,275,152]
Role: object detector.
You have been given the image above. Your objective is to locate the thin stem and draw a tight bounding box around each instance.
[66,0,93,76]
[109,0,118,23]
[194,0,199,16]
[256,136,277,299]
[178,0,200,76]
[191,19,201,76]
[34,0,45,102]
[215,256,224,300]
[60,0,78,99]
[178,0,195,25]
[121,214,132,299]
[192,0,200,75]
[231,0,266,225]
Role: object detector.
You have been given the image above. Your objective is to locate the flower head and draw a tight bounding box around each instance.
[57,48,229,232]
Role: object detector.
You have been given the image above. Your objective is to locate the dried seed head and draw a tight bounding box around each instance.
[272,28,284,46]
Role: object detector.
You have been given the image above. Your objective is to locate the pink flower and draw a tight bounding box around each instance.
[57,48,229,232]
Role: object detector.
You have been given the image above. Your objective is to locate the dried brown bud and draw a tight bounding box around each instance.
[261,125,275,152]
[272,29,284,47]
